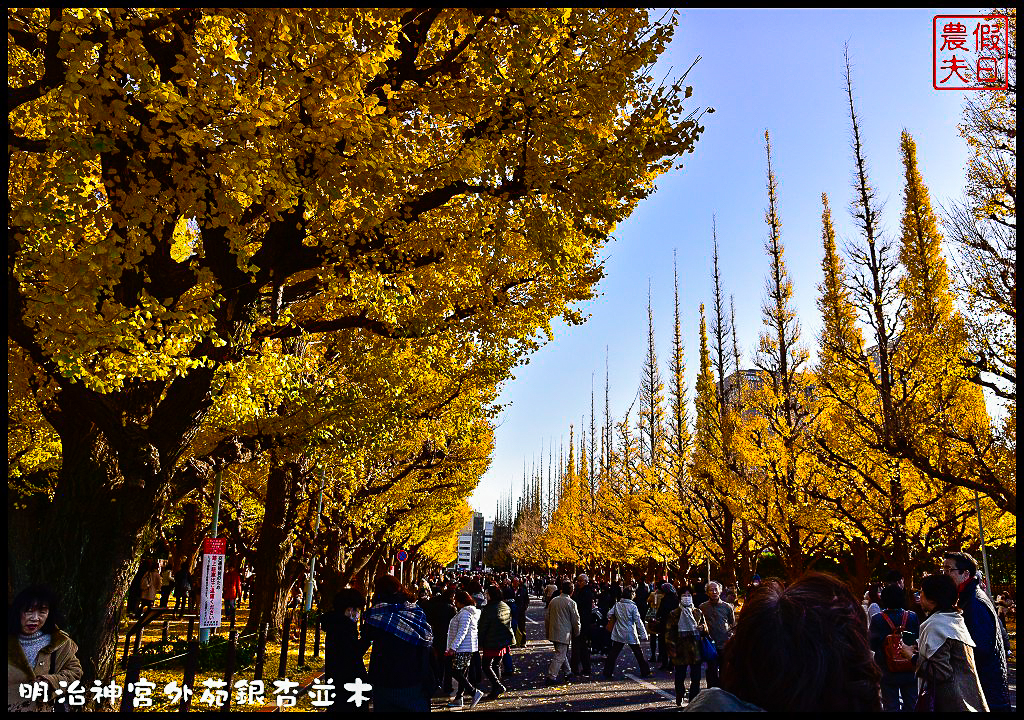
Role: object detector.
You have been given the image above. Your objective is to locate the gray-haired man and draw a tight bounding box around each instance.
[698,581,735,688]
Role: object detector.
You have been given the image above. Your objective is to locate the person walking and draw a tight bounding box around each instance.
[543,577,559,606]
[425,588,457,697]
[223,563,243,626]
[570,574,595,678]
[446,590,484,709]
[655,582,680,670]
[8,585,84,712]
[666,586,706,706]
[602,586,651,679]
[363,574,436,712]
[941,551,1010,711]
[513,578,530,648]
[174,560,192,618]
[159,561,175,608]
[898,572,988,712]
[646,581,665,664]
[864,585,883,624]
[320,588,369,713]
[545,581,581,684]
[698,581,735,688]
[138,559,162,615]
[869,584,920,711]
[477,585,514,700]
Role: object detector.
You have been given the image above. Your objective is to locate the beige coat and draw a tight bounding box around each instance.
[545,593,581,645]
[8,630,83,712]
[917,638,989,712]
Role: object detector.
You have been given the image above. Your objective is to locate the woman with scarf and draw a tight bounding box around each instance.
[8,585,83,712]
[446,590,484,709]
[666,587,708,706]
[364,575,436,712]
[898,573,988,712]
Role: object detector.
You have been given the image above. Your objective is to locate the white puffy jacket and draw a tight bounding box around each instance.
[447,605,481,653]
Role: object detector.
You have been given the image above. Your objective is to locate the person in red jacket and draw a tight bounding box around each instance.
[223,564,243,626]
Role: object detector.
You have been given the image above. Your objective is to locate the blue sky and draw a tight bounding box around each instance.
[471,8,986,516]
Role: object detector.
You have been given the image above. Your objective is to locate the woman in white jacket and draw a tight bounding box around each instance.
[602,586,652,678]
[446,590,484,709]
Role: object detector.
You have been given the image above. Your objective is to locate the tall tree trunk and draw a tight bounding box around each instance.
[889,459,912,584]
[169,503,201,575]
[319,528,345,611]
[243,459,299,638]
[719,508,737,586]
[845,538,874,596]
[8,426,162,684]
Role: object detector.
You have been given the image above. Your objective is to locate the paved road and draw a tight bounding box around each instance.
[431,595,692,712]
[430,594,1018,712]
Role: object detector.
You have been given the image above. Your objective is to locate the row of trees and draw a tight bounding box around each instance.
[499,37,1016,592]
[8,8,709,681]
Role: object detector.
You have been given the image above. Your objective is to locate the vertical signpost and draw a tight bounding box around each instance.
[396,549,408,585]
[200,538,227,633]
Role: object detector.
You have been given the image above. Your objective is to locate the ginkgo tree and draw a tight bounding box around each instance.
[8,7,707,678]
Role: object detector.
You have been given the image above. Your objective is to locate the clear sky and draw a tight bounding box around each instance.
[471,8,987,517]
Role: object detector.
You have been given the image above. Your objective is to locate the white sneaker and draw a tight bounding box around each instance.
[447,697,464,709]
[470,689,484,708]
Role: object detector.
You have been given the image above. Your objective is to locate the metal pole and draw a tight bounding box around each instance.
[304,471,325,613]
[974,490,993,597]
[200,468,223,645]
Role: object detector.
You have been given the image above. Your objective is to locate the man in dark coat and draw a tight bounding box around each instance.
[512,578,530,648]
[942,552,1010,712]
[655,583,680,670]
[571,574,596,677]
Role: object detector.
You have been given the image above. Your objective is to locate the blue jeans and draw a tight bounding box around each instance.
[881,679,918,712]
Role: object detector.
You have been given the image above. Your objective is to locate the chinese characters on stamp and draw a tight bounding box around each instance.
[933,14,1010,90]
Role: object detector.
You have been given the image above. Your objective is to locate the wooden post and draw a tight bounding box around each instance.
[187,617,195,643]
[298,613,308,667]
[121,652,142,712]
[220,630,238,713]
[162,619,169,644]
[180,635,200,713]
[122,630,133,668]
[278,615,292,679]
[254,622,268,682]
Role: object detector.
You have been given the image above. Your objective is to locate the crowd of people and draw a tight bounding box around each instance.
[6,548,1015,712]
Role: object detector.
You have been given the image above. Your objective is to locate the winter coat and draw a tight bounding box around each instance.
[140,569,161,602]
[477,600,514,651]
[608,599,648,645]
[320,611,369,687]
[666,606,706,666]
[425,597,456,652]
[447,606,481,653]
[572,586,597,634]
[363,613,434,692]
[8,630,83,712]
[223,569,242,601]
[545,593,581,645]
[868,608,920,685]
[656,590,680,627]
[917,637,988,712]
[957,577,1010,711]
